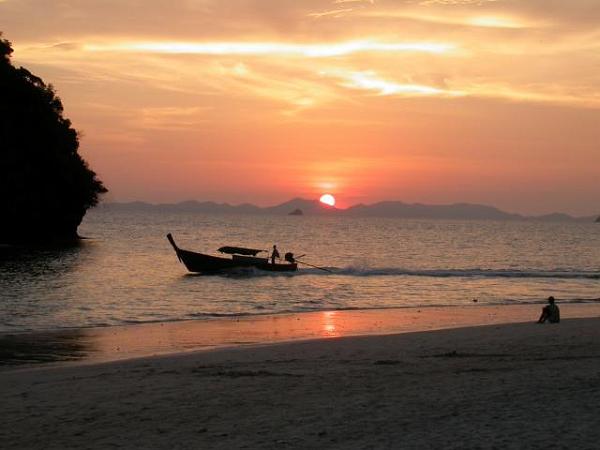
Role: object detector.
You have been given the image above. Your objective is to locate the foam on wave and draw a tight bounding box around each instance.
[294,267,600,280]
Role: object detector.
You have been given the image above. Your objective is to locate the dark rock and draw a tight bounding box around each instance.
[0,34,106,244]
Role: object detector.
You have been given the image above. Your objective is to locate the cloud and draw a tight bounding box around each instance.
[334,0,375,3]
[419,0,499,5]
[132,106,213,130]
[462,82,600,109]
[308,8,355,18]
[15,33,599,112]
[359,10,537,29]
[50,42,81,51]
[309,0,375,20]
[329,70,464,96]
[83,40,455,57]
[321,70,600,108]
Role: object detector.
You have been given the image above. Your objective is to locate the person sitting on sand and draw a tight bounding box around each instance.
[538,296,560,323]
[271,245,280,264]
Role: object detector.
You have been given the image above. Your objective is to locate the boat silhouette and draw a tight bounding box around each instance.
[166,234,298,273]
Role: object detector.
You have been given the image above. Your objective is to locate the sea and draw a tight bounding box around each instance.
[1,208,599,333]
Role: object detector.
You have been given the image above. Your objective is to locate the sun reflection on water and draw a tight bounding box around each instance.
[322,311,340,337]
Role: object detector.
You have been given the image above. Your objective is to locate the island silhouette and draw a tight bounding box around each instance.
[0,33,106,244]
[101,198,597,223]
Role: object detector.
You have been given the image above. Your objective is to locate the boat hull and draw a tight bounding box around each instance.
[255,262,298,272]
[177,249,242,272]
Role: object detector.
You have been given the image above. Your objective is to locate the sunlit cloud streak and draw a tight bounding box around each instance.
[420,0,499,5]
[322,70,599,107]
[309,0,375,18]
[334,0,375,3]
[328,71,464,97]
[360,10,534,29]
[17,41,599,109]
[464,83,600,109]
[308,8,355,18]
[467,16,526,28]
[84,40,455,57]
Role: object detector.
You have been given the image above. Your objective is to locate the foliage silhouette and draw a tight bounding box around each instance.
[0,33,107,243]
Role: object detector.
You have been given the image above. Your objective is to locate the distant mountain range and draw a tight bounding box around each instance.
[99,198,597,222]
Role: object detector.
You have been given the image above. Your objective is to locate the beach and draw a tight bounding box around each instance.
[3,307,600,449]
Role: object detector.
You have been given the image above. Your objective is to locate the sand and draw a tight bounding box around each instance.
[3,313,600,449]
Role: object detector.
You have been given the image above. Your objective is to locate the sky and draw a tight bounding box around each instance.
[2,0,599,215]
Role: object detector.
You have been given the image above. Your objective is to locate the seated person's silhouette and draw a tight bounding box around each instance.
[538,296,560,323]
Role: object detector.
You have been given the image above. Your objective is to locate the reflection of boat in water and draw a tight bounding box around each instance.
[166,234,298,273]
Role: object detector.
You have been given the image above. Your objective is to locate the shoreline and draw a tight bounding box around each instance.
[3,302,600,369]
[3,317,600,448]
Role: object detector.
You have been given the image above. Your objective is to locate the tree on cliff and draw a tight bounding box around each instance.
[0,34,107,242]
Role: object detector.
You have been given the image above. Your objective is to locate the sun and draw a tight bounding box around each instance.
[319,194,336,207]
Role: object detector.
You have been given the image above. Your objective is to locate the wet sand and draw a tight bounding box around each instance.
[2,306,600,448]
[3,303,600,367]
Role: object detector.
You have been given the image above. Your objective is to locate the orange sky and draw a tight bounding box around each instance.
[2,0,599,214]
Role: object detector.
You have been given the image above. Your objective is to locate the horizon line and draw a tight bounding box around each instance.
[97,197,598,219]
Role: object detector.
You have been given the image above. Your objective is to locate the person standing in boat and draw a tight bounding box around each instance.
[271,245,280,264]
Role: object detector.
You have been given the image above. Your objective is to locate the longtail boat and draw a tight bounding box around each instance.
[166,234,298,273]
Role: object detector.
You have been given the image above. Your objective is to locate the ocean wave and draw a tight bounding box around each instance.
[101,298,600,324]
[5,298,600,334]
[294,267,600,280]
[183,263,600,280]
